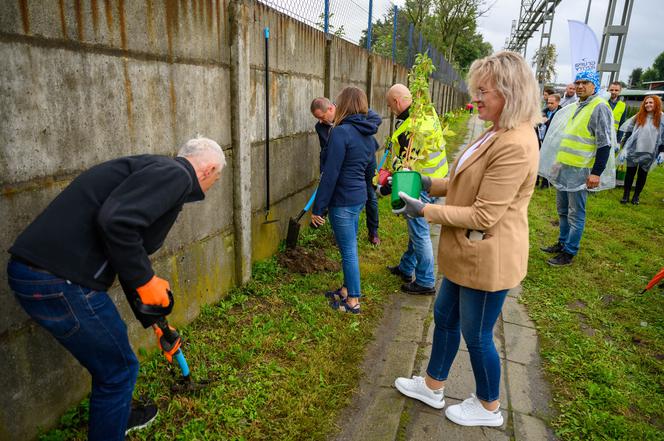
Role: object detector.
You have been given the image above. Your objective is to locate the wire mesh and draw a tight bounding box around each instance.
[256,0,466,91]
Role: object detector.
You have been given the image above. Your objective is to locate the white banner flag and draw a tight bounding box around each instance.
[568,20,600,79]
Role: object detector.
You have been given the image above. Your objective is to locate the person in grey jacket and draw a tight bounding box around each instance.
[618,95,664,204]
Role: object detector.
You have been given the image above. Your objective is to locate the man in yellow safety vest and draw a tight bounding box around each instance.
[381,83,448,294]
[608,81,627,135]
[541,70,613,267]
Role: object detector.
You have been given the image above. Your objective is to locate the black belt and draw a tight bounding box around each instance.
[11,256,52,274]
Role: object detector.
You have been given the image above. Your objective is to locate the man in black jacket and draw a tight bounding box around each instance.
[7,137,225,440]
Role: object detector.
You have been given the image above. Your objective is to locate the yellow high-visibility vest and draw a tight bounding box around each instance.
[557,97,610,168]
[611,100,626,131]
[390,110,449,178]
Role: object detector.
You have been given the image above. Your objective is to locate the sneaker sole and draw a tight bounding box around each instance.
[444,409,504,427]
[125,409,159,435]
[394,380,445,409]
[546,260,572,267]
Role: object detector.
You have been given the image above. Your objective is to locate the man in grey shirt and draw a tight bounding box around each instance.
[559,83,579,108]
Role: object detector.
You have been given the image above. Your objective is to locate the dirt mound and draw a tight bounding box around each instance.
[278,246,340,274]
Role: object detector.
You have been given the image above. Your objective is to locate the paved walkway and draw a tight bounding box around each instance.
[333,115,557,441]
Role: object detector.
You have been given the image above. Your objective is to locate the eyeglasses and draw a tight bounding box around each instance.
[473,89,497,101]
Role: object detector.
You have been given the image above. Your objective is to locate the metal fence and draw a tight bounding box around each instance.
[257,0,467,91]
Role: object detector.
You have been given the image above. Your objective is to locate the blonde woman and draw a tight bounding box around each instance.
[394,51,540,427]
[311,87,379,313]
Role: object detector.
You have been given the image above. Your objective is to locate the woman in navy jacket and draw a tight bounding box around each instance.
[311,86,379,313]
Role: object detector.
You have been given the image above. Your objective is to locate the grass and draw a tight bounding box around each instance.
[39,111,470,441]
[522,168,664,440]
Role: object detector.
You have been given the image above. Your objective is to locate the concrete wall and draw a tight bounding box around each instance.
[0,1,468,439]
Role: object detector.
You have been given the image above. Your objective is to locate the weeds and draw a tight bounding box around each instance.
[523,168,664,440]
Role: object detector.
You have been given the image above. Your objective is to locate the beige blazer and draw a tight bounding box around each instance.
[423,123,539,292]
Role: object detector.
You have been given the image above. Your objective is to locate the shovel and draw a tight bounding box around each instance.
[286,187,318,249]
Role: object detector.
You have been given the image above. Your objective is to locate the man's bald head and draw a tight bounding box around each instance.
[386,84,412,115]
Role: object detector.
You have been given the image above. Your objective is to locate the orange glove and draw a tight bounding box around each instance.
[153,324,182,363]
[136,276,171,307]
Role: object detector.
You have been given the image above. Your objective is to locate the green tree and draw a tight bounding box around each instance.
[454,31,493,73]
[315,12,345,38]
[532,44,558,84]
[361,0,492,71]
[652,51,664,78]
[641,67,658,84]
[628,67,643,88]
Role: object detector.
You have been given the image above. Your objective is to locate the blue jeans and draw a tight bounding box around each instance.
[556,189,587,255]
[398,191,435,288]
[7,259,139,441]
[427,278,508,402]
[329,203,364,298]
[365,183,379,235]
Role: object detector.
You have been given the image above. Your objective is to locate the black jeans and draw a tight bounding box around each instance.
[623,166,648,200]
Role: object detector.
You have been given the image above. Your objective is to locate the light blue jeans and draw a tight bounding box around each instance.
[556,189,588,255]
[398,191,436,288]
[329,203,364,298]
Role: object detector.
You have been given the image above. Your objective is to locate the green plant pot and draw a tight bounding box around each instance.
[391,170,422,210]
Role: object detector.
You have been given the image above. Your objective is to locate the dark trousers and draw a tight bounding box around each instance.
[365,183,379,235]
[623,166,648,200]
[7,259,139,440]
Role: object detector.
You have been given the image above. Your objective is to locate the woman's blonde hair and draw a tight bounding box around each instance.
[333,86,368,126]
[467,51,541,130]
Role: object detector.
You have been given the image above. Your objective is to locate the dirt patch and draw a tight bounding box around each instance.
[550,219,560,227]
[568,300,587,310]
[278,246,340,274]
[601,295,617,305]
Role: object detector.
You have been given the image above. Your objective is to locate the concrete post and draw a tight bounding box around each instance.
[229,0,252,284]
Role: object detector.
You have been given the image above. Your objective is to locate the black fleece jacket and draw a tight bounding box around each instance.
[9,155,204,291]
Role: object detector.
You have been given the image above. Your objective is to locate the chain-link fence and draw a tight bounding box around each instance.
[257,0,467,91]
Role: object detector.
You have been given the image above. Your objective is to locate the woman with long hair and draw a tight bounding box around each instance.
[311,86,379,314]
[393,51,541,427]
[619,95,664,205]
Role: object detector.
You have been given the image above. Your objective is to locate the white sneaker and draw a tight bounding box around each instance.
[445,394,504,427]
[394,376,445,409]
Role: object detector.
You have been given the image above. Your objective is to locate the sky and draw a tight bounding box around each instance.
[262,0,662,87]
[476,0,664,86]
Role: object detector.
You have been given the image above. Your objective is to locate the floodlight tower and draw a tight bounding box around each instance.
[597,0,635,84]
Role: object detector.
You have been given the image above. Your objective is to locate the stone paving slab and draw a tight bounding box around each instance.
[334,387,407,441]
[502,296,536,328]
[505,361,552,417]
[503,322,540,365]
[513,412,557,441]
[404,398,510,441]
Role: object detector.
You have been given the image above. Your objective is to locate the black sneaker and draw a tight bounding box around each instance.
[387,265,413,283]
[125,402,158,435]
[631,195,640,205]
[540,242,564,254]
[401,281,435,295]
[547,252,574,267]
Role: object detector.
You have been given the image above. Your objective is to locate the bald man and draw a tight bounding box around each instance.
[384,83,449,295]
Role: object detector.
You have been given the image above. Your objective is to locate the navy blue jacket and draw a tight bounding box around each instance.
[316,109,382,172]
[313,113,379,215]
